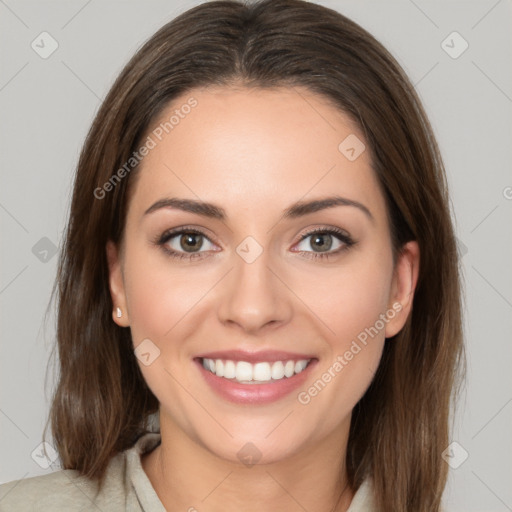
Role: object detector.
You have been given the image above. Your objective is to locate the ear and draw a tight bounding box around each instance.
[106,239,130,327]
[385,240,420,338]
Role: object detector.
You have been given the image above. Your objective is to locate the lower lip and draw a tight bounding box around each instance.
[194,358,318,405]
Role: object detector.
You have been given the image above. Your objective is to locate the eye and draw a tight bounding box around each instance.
[293,227,355,260]
[155,227,217,261]
[153,226,356,262]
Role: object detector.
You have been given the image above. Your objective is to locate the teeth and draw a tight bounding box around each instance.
[201,358,311,383]
[271,361,285,380]
[253,362,272,382]
[215,359,224,377]
[284,360,295,378]
[224,360,236,379]
[236,361,253,382]
[295,360,308,373]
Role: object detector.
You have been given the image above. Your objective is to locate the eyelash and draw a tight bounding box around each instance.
[153,225,356,262]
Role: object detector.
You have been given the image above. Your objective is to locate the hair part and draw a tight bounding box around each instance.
[44,1,465,510]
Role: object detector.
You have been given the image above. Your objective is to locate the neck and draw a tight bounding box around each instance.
[142,412,354,512]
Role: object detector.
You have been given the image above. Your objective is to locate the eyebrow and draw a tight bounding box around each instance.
[143,195,373,222]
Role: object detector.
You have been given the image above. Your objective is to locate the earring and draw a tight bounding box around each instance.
[116,307,122,318]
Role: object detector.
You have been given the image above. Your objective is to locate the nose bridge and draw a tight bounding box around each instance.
[217,236,291,332]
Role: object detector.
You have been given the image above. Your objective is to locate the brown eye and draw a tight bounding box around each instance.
[295,228,354,257]
[178,232,205,252]
[157,227,217,260]
[308,232,334,252]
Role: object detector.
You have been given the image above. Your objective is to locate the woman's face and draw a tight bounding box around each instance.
[108,85,418,464]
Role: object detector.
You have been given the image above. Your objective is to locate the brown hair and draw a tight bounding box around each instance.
[44,1,465,510]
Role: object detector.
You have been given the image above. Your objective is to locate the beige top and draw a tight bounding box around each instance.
[0,432,377,511]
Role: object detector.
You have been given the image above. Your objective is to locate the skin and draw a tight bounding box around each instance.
[107,85,420,512]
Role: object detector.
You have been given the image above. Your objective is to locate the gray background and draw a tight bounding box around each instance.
[1,1,511,510]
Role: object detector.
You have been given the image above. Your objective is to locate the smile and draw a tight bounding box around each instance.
[194,351,318,404]
[202,358,312,384]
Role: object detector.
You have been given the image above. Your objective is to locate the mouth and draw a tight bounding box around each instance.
[193,350,318,404]
[199,357,313,383]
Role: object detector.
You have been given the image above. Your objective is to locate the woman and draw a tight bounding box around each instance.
[0,0,464,510]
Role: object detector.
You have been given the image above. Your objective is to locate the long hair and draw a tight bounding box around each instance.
[44,1,465,510]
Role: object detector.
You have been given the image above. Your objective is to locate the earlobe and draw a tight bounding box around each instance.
[385,240,420,338]
[106,240,130,326]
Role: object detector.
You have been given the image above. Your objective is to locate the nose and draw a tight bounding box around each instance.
[217,246,293,334]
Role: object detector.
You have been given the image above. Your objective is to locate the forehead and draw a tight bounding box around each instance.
[129,85,385,221]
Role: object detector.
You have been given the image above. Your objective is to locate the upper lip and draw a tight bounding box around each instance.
[195,350,317,364]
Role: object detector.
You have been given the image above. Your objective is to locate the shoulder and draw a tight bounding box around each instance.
[347,478,378,512]
[0,468,105,511]
[0,435,155,512]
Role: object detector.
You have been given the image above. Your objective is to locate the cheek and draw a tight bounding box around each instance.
[122,247,205,424]
[121,244,219,409]
[296,251,392,408]
[304,252,393,350]
[123,242,207,347]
